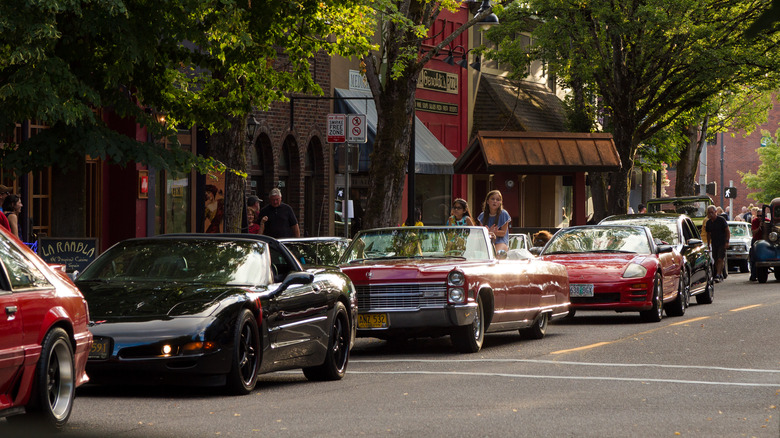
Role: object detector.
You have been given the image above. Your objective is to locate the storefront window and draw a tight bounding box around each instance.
[416,174,452,225]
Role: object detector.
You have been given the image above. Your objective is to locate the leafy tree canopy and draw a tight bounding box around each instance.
[0,0,374,175]
[741,128,780,204]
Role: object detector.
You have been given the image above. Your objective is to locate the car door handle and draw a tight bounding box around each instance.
[6,305,18,315]
[313,284,322,292]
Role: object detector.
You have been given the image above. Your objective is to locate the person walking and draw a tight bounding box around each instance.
[447,198,475,226]
[477,190,511,252]
[705,205,730,282]
[259,188,300,238]
[2,193,23,240]
[0,185,12,232]
[749,207,761,281]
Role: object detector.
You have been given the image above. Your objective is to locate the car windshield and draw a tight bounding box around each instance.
[543,227,651,255]
[285,241,349,266]
[729,223,751,237]
[341,227,490,262]
[508,234,528,250]
[648,200,708,218]
[601,218,680,245]
[77,239,270,285]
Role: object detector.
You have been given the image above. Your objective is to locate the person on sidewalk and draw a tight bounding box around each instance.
[705,205,730,282]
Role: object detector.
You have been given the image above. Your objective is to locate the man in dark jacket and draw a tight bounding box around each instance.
[705,205,730,282]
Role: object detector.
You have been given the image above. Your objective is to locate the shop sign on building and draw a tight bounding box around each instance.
[349,70,370,91]
[415,99,458,115]
[418,68,458,94]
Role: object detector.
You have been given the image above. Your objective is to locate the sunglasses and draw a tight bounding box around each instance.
[451,205,464,210]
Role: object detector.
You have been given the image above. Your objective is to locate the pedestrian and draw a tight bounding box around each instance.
[247,195,261,218]
[247,209,261,234]
[705,205,730,283]
[0,184,12,232]
[204,184,224,233]
[2,193,23,240]
[259,188,300,238]
[402,208,423,226]
[749,206,761,281]
[477,190,511,252]
[447,198,475,226]
[637,203,647,214]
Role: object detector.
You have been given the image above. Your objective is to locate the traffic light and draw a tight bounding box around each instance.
[706,182,717,196]
[724,187,737,198]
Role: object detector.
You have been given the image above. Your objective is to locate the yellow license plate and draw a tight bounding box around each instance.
[358,313,388,329]
[89,337,111,360]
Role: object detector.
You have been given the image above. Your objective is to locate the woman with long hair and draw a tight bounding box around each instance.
[477,190,511,251]
[2,194,22,240]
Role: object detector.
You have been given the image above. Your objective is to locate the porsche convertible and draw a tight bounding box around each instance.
[75,234,356,394]
[539,225,684,322]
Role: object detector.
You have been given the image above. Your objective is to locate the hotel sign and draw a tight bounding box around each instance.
[418,68,458,94]
[415,99,458,115]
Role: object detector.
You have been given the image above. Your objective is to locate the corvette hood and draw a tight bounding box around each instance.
[540,253,648,281]
[76,281,243,320]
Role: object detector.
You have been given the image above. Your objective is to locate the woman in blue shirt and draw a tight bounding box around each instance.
[477,190,511,251]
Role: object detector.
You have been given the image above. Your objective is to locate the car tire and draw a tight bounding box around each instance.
[451,295,485,353]
[225,309,260,395]
[520,312,548,339]
[25,327,76,430]
[666,269,689,317]
[757,267,769,283]
[696,265,715,304]
[640,275,663,322]
[303,302,350,381]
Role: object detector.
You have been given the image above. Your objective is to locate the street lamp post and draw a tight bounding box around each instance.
[244,115,260,232]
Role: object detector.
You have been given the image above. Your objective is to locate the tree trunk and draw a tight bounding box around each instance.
[208,117,247,233]
[675,118,708,197]
[604,122,635,218]
[362,76,418,229]
[589,172,608,223]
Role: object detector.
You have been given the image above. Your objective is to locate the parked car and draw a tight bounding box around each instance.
[539,225,684,321]
[0,228,92,430]
[280,236,350,267]
[508,233,531,251]
[74,234,357,393]
[753,198,780,283]
[727,221,752,273]
[600,213,714,306]
[646,195,713,226]
[338,226,570,353]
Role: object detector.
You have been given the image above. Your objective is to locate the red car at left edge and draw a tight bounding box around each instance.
[0,228,92,430]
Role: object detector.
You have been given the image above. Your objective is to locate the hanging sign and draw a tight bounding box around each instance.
[347,114,367,144]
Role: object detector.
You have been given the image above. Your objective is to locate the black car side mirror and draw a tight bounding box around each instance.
[656,244,674,254]
[686,238,703,247]
[273,272,315,296]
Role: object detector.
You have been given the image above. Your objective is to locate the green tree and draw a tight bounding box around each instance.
[489,0,780,220]
[0,0,373,232]
[741,128,780,204]
[360,0,497,228]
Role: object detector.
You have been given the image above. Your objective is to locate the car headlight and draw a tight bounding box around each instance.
[623,263,647,278]
[770,232,778,243]
[448,287,465,303]
[448,270,465,286]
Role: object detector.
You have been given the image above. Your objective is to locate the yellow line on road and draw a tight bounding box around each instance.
[551,341,612,355]
[730,304,762,312]
[668,316,709,326]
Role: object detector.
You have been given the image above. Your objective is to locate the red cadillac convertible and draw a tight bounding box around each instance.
[0,228,92,430]
[339,226,570,353]
[539,225,684,322]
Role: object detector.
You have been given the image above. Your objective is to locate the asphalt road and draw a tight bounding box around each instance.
[4,271,779,438]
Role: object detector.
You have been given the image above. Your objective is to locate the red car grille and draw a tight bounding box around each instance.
[356,283,448,310]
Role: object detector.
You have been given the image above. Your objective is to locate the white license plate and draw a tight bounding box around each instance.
[570,284,594,297]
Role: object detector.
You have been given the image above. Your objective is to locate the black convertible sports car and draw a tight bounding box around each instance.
[75,234,357,394]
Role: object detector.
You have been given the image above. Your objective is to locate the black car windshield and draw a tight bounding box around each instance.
[341,227,490,262]
[78,239,271,285]
[543,227,651,255]
[601,218,680,245]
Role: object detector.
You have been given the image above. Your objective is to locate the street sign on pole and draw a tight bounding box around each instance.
[327,114,346,143]
[347,114,367,144]
[724,187,737,199]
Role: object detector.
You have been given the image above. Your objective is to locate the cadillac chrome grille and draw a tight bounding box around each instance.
[357,283,448,310]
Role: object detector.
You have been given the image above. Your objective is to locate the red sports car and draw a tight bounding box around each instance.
[339,226,570,353]
[0,228,92,430]
[539,225,684,322]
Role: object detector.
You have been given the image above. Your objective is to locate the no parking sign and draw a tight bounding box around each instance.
[347,114,367,143]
